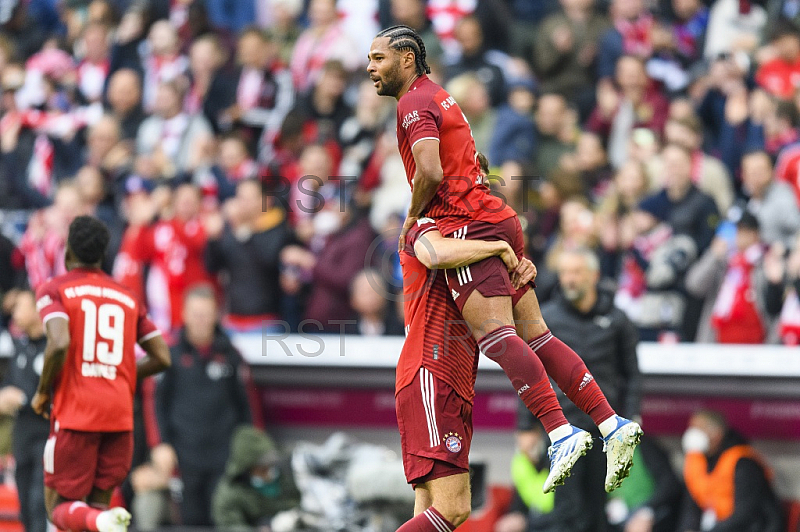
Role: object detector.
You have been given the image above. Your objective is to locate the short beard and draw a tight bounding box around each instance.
[377,62,405,97]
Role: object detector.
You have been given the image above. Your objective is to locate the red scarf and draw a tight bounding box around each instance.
[711,244,765,343]
[615,13,653,57]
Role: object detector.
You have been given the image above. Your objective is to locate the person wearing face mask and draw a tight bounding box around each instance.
[678,410,784,532]
[212,425,300,532]
[517,246,642,532]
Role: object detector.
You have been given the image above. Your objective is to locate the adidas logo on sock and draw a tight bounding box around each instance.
[578,372,594,391]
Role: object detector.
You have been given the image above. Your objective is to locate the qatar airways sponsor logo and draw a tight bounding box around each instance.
[401,110,420,128]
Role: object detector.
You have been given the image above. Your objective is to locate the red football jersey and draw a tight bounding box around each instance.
[396,75,515,236]
[775,142,800,205]
[397,218,478,403]
[36,268,160,432]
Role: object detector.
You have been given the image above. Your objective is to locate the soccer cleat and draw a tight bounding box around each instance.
[602,416,644,493]
[95,507,131,532]
[543,425,593,493]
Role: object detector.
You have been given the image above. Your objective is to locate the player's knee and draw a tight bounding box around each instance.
[438,498,471,527]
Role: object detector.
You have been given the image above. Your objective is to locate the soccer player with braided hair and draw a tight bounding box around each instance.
[369,26,643,530]
[32,216,171,532]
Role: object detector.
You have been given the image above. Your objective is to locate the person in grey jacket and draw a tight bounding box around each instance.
[519,247,641,532]
[740,150,800,250]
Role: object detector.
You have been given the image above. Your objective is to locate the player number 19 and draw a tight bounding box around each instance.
[81,300,125,366]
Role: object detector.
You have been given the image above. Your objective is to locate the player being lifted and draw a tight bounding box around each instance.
[32,216,172,532]
[368,26,642,530]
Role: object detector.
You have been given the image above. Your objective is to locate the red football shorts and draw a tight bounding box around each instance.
[43,423,133,500]
[443,216,533,312]
[396,367,472,487]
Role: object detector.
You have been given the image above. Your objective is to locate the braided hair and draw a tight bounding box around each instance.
[68,215,110,265]
[375,25,431,76]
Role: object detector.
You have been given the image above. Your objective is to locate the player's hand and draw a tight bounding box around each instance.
[512,258,537,290]
[398,216,418,253]
[499,243,519,272]
[31,392,50,418]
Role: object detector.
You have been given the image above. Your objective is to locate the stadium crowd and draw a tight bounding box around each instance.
[0,0,798,530]
[1,0,800,345]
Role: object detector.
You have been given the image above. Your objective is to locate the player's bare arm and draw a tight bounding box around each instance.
[32,316,70,418]
[399,139,444,252]
[415,230,516,271]
[136,333,172,379]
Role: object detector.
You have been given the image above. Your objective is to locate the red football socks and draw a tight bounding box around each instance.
[478,326,568,433]
[397,507,456,531]
[52,501,102,532]
[528,330,616,426]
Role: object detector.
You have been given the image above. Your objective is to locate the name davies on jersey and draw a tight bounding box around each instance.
[82,362,117,380]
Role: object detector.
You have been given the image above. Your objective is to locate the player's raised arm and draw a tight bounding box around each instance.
[137,334,171,379]
[415,229,516,271]
[32,316,70,417]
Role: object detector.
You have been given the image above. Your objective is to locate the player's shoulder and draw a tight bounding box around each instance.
[399,78,440,110]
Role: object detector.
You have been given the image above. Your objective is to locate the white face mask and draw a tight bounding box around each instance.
[682,427,711,454]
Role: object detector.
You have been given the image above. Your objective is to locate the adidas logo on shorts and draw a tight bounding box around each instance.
[451,289,460,300]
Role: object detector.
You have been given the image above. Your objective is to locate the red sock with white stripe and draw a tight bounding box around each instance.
[397,507,456,531]
[528,330,616,429]
[478,326,568,433]
[52,501,102,532]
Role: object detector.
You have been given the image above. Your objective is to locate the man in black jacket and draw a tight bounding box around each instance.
[0,291,50,532]
[154,285,254,526]
[204,178,290,333]
[518,247,642,532]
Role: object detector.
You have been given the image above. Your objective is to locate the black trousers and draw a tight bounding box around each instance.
[15,439,47,532]
[178,468,223,527]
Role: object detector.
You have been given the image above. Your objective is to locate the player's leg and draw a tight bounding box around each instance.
[85,431,134,531]
[512,286,643,492]
[398,472,471,530]
[414,484,433,515]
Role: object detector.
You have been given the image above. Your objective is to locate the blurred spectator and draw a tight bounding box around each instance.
[519,246,641,532]
[194,134,259,203]
[678,410,784,532]
[208,28,294,159]
[0,290,49,532]
[386,0,445,66]
[338,79,394,181]
[154,285,256,526]
[0,232,25,302]
[764,233,800,344]
[122,183,213,331]
[105,68,146,141]
[263,0,303,64]
[667,0,709,66]
[288,59,352,149]
[605,435,682,532]
[686,212,773,344]
[740,150,800,249]
[297,201,379,333]
[615,197,698,341]
[212,426,301,530]
[290,0,359,92]
[755,22,800,99]
[535,93,576,180]
[185,34,227,118]
[661,114,734,215]
[704,0,767,60]
[543,197,597,279]
[136,79,213,179]
[205,179,291,333]
[493,424,554,532]
[203,0,255,35]
[597,0,655,80]
[446,15,506,107]
[76,22,111,105]
[345,268,403,336]
[74,165,117,227]
[18,183,85,290]
[774,126,800,205]
[141,20,190,112]
[533,0,609,116]
[0,2,46,61]
[588,55,669,169]
[562,130,614,203]
[446,73,495,155]
[489,78,537,168]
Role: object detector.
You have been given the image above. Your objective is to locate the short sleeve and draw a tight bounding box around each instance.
[35,282,68,325]
[405,217,439,255]
[137,303,161,344]
[399,97,441,148]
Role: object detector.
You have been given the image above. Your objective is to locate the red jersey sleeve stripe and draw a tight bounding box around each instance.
[411,136,440,149]
[42,311,69,324]
[138,330,162,343]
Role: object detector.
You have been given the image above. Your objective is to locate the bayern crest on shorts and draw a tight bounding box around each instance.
[444,432,462,453]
